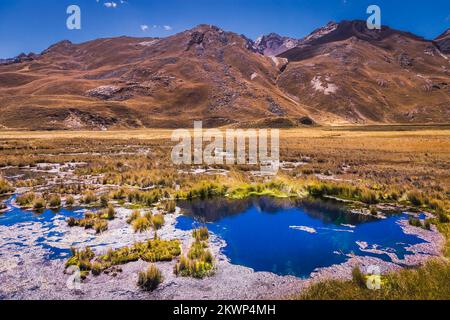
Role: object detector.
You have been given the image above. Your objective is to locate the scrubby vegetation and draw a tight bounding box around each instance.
[174,227,214,278]
[0,177,14,195]
[176,182,228,200]
[81,190,98,205]
[1,128,449,299]
[32,197,46,211]
[127,209,165,233]
[192,227,209,242]
[67,205,116,233]
[65,239,181,277]
[138,264,163,291]
[227,181,295,199]
[298,259,450,300]
[48,194,61,208]
[16,192,35,207]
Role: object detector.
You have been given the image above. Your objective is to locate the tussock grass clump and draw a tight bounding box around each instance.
[351,266,366,288]
[48,194,61,208]
[408,216,432,230]
[65,247,95,278]
[0,177,14,195]
[407,191,425,206]
[100,194,109,208]
[298,259,450,300]
[438,210,450,224]
[174,227,214,278]
[409,217,423,228]
[132,216,152,233]
[127,189,161,206]
[16,192,35,207]
[137,264,163,291]
[67,207,116,232]
[193,227,209,242]
[128,210,165,233]
[162,200,176,213]
[65,195,75,207]
[151,214,165,230]
[94,219,108,234]
[101,205,116,220]
[81,190,98,204]
[32,197,46,210]
[127,210,141,224]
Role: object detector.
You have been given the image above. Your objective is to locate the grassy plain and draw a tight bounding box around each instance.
[0,125,449,299]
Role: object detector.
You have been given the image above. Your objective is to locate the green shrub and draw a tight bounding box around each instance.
[137,264,163,291]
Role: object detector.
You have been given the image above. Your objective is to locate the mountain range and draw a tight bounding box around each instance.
[0,20,449,130]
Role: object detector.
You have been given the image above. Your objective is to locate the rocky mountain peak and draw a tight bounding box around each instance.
[254,33,301,56]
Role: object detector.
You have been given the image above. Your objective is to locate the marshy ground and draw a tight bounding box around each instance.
[0,125,449,299]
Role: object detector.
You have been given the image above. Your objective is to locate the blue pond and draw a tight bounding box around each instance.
[176,197,425,278]
[0,196,85,260]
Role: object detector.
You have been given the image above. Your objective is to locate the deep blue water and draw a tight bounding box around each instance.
[0,196,85,260]
[176,197,425,278]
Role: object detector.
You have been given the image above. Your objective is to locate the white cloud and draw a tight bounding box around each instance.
[104,2,117,8]
[141,25,149,32]
[163,25,173,31]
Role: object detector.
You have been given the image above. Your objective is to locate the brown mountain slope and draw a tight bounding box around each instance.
[435,28,450,54]
[0,21,449,129]
[277,20,450,124]
[0,25,310,129]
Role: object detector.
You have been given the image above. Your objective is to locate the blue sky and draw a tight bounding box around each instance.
[0,0,449,58]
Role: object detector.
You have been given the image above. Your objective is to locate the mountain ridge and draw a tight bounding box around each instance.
[0,21,449,130]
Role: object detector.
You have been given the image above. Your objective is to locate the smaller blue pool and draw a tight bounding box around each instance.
[0,196,85,260]
[176,197,425,278]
